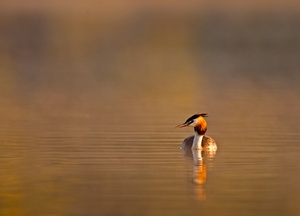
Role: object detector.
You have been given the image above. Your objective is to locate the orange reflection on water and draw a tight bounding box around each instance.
[181,142,217,202]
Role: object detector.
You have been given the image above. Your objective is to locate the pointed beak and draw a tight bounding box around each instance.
[175,123,189,128]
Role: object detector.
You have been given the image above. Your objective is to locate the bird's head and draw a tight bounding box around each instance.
[175,113,208,128]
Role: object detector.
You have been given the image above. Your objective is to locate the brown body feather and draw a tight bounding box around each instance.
[181,135,216,150]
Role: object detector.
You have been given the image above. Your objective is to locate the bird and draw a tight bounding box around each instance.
[175,113,217,151]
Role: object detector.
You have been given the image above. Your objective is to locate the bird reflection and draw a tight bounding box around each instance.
[181,141,217,201]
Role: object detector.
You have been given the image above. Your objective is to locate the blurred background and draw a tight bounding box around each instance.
[1,0,300,120]
[0,1,299,216]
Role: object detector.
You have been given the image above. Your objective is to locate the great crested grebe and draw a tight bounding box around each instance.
[176,113,217,150]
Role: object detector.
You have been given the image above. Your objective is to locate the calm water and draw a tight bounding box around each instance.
[0,10,300,216]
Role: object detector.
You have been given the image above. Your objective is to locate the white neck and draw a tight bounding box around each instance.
[192,132,203,150]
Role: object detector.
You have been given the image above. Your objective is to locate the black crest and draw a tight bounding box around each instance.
[184,113,208,124]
